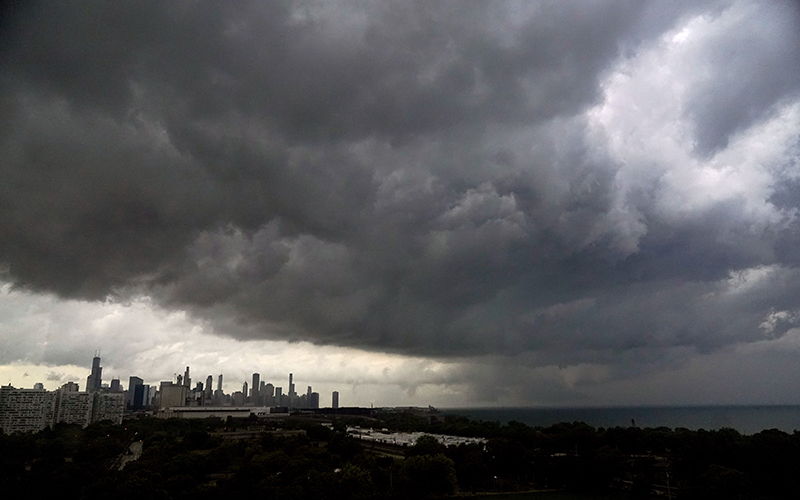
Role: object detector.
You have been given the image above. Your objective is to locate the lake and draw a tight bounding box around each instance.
[440,405,800,435]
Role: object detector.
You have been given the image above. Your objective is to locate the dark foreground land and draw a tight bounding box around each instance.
[1,411,799,499]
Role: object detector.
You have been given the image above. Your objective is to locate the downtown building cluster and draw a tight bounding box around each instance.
[150,367,336,412]
[1,355,341,434]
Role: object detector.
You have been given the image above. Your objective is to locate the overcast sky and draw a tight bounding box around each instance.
[2,0,800,408]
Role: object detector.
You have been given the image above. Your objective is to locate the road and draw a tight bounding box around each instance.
[118,441,143,471]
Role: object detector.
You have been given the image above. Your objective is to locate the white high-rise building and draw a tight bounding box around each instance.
[0,386,55,434]
[92,392,125,424]
[0,360,126,434]
[54,389,93,427]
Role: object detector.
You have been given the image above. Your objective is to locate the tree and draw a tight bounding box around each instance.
[399,453,457,498]
[407,435,447,457]
[696,464,751,500]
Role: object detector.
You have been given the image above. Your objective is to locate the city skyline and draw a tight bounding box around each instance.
[1,354,346,435]
[88,357,339,409]
[3,1,800,408]
[1,341,356,396]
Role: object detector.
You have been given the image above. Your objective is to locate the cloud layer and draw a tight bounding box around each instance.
[2,0,800,404]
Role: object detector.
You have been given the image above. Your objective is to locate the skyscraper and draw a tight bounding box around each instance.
[287,373,297,408]
[133,384,149,409]
[85,355,102,393]
[183,366,191,388]
[332,391,339,409]
[264,383,274,406]
[251,373,260,405]
[127,376,143,408]
[214,374,223,405]
[232,391,245,406]
[159,381,188,408]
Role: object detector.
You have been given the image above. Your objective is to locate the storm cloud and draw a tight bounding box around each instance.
[2,0,800,403]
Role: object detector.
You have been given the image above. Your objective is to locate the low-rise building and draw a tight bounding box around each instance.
[155,406,272,420]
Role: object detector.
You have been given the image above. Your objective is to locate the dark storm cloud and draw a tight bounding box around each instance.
[683,1,800,156]
[2,0,800,380]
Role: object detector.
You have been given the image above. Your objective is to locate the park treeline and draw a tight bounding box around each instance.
[1,413,799,499]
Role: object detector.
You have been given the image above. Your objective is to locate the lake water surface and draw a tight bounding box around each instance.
[441,405,800,435]
[466,492,629,500]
